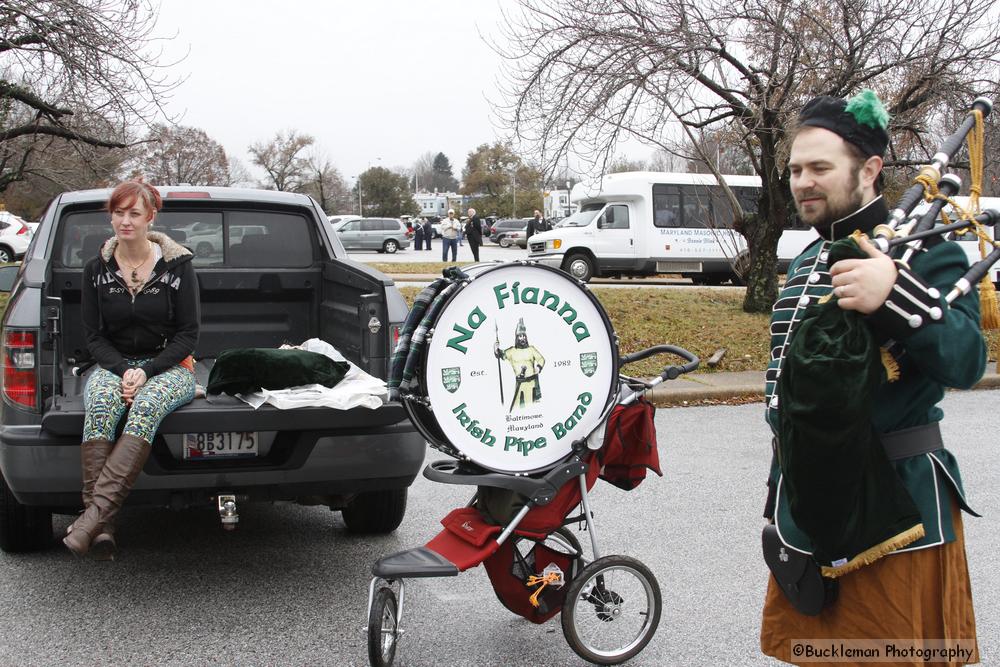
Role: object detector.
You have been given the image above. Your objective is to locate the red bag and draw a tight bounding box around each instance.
[598,397,661,490]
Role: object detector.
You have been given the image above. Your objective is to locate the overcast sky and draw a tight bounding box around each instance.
[153,1,515,186]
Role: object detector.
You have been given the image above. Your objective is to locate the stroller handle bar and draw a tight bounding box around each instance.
[620,344,700,381]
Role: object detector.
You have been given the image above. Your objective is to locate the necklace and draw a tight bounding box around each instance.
[118,242,152,287]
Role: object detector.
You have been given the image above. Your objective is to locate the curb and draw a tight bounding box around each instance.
[649,372,1000,406]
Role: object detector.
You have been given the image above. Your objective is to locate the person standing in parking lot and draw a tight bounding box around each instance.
[422,218,433,251]
[465,207,483,262]
[413,218,425,250]
[527,209,546,241]
[440,209,460,262]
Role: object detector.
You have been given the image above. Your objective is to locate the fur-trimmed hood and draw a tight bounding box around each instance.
[100,231,193,265]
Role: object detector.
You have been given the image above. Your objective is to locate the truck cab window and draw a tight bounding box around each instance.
[600,204,630,230]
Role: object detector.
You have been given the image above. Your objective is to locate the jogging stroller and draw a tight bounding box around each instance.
[371,262,699,666]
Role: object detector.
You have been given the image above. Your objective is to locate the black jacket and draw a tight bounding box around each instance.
[527,216,546,239]
[82,231,200,378]
[465,215,483,244]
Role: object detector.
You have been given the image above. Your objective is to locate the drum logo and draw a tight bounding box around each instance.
[579,352,598,377]
[441,367,462,393]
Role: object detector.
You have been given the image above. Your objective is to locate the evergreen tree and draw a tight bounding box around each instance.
[431,152,459,192]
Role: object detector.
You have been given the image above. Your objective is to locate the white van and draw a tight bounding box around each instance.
[527,171,817,284]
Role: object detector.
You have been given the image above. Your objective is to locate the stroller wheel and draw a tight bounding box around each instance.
[367,587,399,667]
[561,555,661,665]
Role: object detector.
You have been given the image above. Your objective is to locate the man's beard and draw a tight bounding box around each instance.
[515,336,528,348]
[797,169,864,230]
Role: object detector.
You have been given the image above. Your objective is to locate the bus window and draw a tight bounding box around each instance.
[599,204,630,229]
[653,184,681,227]
[681,185,713,229]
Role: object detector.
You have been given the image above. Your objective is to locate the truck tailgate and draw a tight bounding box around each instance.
[40,394,410,436]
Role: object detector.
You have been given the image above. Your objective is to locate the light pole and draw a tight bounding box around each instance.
[353,176,362,215]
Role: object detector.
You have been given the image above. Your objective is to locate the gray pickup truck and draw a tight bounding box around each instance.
[0,187,425,552]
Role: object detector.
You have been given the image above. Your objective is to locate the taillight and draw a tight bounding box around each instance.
[16,221,28,235]
[2,330,37,409]
[390,324,402,349]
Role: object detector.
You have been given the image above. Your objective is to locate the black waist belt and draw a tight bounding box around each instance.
[879,422,943,461]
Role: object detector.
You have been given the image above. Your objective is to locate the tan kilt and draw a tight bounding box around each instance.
[760,504,978,666]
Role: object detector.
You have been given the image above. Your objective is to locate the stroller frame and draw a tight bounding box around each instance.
[367,344,698,666]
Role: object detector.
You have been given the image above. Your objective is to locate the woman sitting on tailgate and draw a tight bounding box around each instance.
[64,179,199,559]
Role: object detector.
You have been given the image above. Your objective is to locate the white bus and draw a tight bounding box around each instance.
[527,171,818,284]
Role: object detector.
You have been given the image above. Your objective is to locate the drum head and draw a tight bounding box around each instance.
[423,263,618,473]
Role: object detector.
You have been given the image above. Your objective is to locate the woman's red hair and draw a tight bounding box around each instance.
[107,179,162,217]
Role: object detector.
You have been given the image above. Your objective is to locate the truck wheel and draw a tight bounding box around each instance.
[195,242,213,258]
[382,239,399,254]
[342,488,407,534]
[0,472,52,553]
[565,253,595,282]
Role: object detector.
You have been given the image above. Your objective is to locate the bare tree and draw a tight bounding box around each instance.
[298,153,352,213]
[0,0,178,192]
[497,0,1000,311]
[411,151,436,192]
[248,131,314,191]
[138,124,229,186]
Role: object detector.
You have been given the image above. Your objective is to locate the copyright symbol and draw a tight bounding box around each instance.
[793,643,805,657]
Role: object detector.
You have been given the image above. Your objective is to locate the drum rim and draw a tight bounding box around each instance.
[405,261,620,474]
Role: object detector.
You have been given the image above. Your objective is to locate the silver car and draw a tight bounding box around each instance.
[335,217,412,253]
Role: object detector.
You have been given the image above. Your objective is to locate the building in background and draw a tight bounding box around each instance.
[543,189,571,220]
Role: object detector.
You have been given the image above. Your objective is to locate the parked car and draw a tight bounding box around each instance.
[0,211,32,263]
[185,221,267,258]
[335,217,412,253]
[502,230,528,249]
[489,218,529,245]
[328,214,361,229]
[0,186,425,553]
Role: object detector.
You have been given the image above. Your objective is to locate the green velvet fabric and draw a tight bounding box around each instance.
[207,348,349,396]
[778,237,921,567]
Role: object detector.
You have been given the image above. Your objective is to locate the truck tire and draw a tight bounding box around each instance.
[564,253,595,282]
[342,488,407,534]
[0,472,53,553]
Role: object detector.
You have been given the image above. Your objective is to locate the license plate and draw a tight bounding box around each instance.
[183,432,258,459]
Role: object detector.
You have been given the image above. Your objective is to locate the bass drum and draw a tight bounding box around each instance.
[404,263,618,474]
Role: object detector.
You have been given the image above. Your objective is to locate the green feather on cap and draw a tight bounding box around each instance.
[845,89,890,130]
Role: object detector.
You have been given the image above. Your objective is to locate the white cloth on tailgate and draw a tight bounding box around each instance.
[235,338,388,410]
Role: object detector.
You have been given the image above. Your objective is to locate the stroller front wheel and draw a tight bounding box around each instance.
[561,555,662,665]
[367,587,399,667]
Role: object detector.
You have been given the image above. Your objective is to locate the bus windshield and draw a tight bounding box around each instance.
[555,208,601,227]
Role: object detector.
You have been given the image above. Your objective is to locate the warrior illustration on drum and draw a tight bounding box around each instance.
[494,318,546,411]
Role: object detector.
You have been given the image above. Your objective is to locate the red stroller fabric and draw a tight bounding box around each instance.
[425,507,502,571]
[598,397,661,490]
[514,451,600,539]
[483,537,579,624]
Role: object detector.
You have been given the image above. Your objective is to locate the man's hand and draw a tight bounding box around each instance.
[121,368,147,405]
[830,235,897,314]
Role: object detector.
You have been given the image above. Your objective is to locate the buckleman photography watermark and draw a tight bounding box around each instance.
[790,639,976,663]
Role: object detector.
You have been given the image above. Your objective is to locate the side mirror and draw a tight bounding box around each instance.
[0,264,20,292]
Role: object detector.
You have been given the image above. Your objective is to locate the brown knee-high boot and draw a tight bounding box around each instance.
[63,434,150,557]
[68,439,117,556]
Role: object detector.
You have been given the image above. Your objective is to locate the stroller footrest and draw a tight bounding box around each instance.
[372,546,460,579]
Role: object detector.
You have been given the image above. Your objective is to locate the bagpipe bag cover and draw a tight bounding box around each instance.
[778,237,924,576]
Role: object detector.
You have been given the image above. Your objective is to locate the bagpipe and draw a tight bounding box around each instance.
[868,97,999,314]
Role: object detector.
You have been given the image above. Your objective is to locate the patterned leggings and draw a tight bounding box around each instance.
[83,359,196,443]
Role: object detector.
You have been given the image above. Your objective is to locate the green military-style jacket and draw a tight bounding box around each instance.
[765,196,986,556]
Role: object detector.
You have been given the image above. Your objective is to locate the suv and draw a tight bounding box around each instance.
[0,187,425,552]
[489,218,529,245]
[335,217,412,253]
[0,211,31,263]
